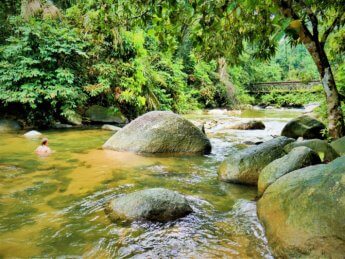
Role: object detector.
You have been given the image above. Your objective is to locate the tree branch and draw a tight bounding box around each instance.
[274,0,314,42]
[321,13,344,43]
[296,0,319,40]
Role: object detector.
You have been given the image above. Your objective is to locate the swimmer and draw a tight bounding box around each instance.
[35,137,52,156]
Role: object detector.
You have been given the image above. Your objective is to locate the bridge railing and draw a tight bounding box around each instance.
[247,80,321,93]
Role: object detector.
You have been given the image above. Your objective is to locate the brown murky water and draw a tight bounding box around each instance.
[0,108,301,258]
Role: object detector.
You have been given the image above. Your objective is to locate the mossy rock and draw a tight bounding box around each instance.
[284,139,339,162]
[257,156,345,258]
[258,146,321,196]
[218,137,294,185]
[0,119,22,133]
[281,115,325,139]
[103,111,211,154]
[65,112,82,125]
[330,136,345,155]
[105,188,193,222]
[85,105,127,124]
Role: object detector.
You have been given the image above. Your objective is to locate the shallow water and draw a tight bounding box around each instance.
[0,108,301,258]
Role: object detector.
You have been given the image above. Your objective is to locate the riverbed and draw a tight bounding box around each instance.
[0,108,302,258]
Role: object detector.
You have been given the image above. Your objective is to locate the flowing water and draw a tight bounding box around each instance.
[0,108,302,258]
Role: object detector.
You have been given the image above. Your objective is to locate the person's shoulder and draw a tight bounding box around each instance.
[35,146,43,152]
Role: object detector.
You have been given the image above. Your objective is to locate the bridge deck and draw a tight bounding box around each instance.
[247,80,321,93]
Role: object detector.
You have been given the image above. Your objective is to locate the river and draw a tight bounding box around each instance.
[0,108,302,258]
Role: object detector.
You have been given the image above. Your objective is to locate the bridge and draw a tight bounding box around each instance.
[247,80,321,93]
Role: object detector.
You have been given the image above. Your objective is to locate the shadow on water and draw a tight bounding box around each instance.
[0,109,296,257]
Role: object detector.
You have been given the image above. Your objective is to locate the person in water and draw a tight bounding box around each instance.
[35,137,52,155]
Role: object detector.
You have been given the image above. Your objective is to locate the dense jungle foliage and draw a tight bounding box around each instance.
[0,0,344,135]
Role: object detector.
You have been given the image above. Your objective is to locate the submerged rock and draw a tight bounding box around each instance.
[284,139,339,162]
[281,115,325,139]
[257,146,320,196]
[257,156,345,258]
[23,130,42,139]
[106,188,192,222]
[330,136,345,155]
[0,119,22,133]
[101,124,121,132]
[228,120,265,130]
[85,105,127,124]
[103,111,211,154]
[218,136,294,185]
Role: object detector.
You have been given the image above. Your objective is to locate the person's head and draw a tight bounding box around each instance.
[41,138,48,146]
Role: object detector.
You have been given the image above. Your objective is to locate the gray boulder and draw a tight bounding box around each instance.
[218,136,294,185]
[281,115,325,139]
[258,146,321,196]
[101,124,121,132]
[284,139,339,162]
[85,105,127,124]
[330,136,345,156]
[103,111,211,154]
[257,156,345,258]
[228,120,265,130]
[106,188,192,222]
[65,112,82,125]
[0,119,22,133]
[23,130,42,139]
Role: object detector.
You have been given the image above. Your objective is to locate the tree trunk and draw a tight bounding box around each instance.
[303,41,345,138]
[217,57,237,103]
[275,1,345,138]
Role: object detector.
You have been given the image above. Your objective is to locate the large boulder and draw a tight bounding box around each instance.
[228,120,265,130]
[0,119,22,133]
[284,139,339,162]
[85,105,127,124]
[258,146,321,196]
[105,188,193,222]
[23,130,42,139]
[330,136,345,156]
[218,136,294,185]
[281,115,325,139]
[257,156,345,258]
[103,111,211,154]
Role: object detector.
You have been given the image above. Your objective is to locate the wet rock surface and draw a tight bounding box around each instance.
[106,188,193,222]
[330,136,345,155]
[281,115,325,139]
[23,130,42,139]
[227,120,265,130]
[284,139,339,162]
[258,156,345,258]
[103,111,211,154]
[257,146,321,196]
[218,136,294,185]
